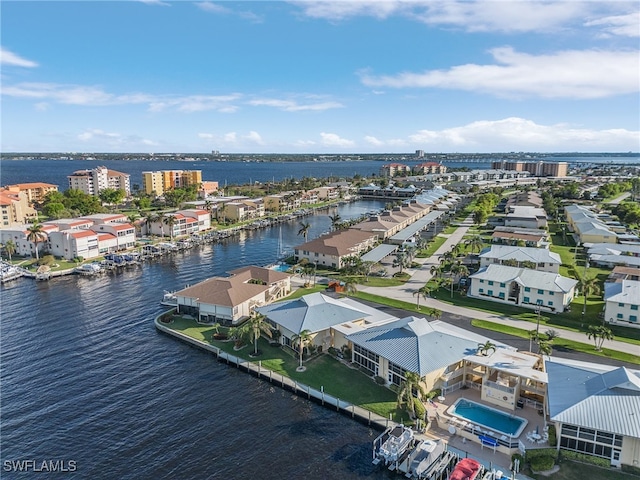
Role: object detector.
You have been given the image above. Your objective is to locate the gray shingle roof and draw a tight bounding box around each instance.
[546,361,640,438]
[479,245,561,264]
[470,265,577,293]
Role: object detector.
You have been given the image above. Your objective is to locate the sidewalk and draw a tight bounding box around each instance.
[360,216,639,358]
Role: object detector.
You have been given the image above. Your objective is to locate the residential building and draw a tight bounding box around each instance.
[174,266,291,325]
[294,229,378,269]
[380,163,411,177]
[565,205,618,244]
[352,199,432,240]
[545,358,640,468]
[605,266,640,284]
[264,193,301,212]
[357,183,420,199]
[0,189,38,226]
[492,160,568,177]
[146,209,210,238]
[491,226,550,248]
[311,186,338,201]
[141,170,203,196]
[505,206,548,229]
[504,191,544,210]
[413,162,447,175]
[0,223,59,258]
[604,280,640,328]
[588,243,640,268]
[2,183,58,205]
[468,264,578,313]
[479,245,561,273]
[68,166,131,196]
[198,181,219,198]
[48,229,101,260]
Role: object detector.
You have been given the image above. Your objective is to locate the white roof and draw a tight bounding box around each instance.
[465,349,547,383]
[470,264,578,293]
[479,245,561,265]
[546,359,640,438]
[604,279,640,306]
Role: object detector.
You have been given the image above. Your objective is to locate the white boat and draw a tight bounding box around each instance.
[0,265,22,283]
[373,425,414,466]
[406,439,446,479]
[75,263,103,275]
[161,291,178,306]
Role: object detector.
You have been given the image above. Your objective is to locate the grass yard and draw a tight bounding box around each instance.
[165,316,403,420]
[526,459,633,480]
[418,234,449,257]
[471,320,640,365]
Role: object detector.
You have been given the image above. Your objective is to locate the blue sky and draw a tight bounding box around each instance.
[1,0,639,153]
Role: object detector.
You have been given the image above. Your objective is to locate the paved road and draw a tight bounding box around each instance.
[607,191,631,205]
[359,215,640,360]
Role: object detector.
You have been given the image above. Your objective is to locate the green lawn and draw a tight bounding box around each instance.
[526,459,633,480]
[471,320,640,365]
[418,234,449,257]
[165,316,403,420]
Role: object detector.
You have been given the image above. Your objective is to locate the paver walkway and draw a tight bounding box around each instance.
[360,216,639,358]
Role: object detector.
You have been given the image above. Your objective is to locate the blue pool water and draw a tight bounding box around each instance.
[271,264,292,272]
[448,399,527,437]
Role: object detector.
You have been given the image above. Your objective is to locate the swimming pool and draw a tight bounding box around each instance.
[448,398,527,438]
[270,264,291,272]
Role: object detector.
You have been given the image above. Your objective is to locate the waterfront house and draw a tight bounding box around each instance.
[0,188,38,226]
[294,229,378,269]
[173,266,291,325]
[604,280,640,329]
[310,186,339,201]
[468,265,578,313]
[413,162,447,175]
[545,358,640,468]
[48,229,101,260]
[0,223,58,258]
[478,245,561,273]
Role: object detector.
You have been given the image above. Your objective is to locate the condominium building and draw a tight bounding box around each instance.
[0,189,38,226]
[141,170,203,196]
[68,166,131,196]
[492,161,568,177]
[3,183,58,205]
[380,163,412,177]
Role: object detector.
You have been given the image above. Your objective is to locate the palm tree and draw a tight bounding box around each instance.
[292,329,313,371]
[429,264,443,279]
[579,277,601,319]
[297,221,311,242]
[216,202,227,224]
[586,325,614,351]
[163,214,177,241]
[228,323,251,349]
[413,285,430,310]
[247,314,273,356]
[26,223,47,261]
[428,308,442,321]
[544,329,560,343]
[538,340,553,358]
[449,262,468,298]
[477,340,496,356]
[127,211,140,233]
[3,240,16,262]
[328,213,342,231]
[396,372,426,418]
[465,235,484,254]
[156,211,167,237]
[528,329,539,353]
[344,280,358,296]
[392,251,411,274]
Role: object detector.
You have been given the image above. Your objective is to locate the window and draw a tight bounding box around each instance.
[524,296,530,303]
[617,313,623,319]
[631,305,638,311]
[488,281,494,286]
[480,279,484,284]
[538,289,544,294]
[619,302,625,307]
[548,301,553,306]
[499,292,505,298]
[500,283,505,287]
[631,315,638,322]
[524,287,531,292]
[488,290,493,296]
[479,288,484,293]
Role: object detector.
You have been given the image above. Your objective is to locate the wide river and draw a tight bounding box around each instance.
[0,200,407,480]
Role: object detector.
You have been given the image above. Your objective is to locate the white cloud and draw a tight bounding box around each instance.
[138,0,171,6]
[199,130,265,145]
[364,135,384,146]
[0,47,38,67]
[292,1,637,35]
[245,131,265,145]
[360,47,640,99]
[248,97,343,111]
[77,129,158,148]
[585,11,640,38]
[406,117,640,150]
[149,94,242,113]
[197,1,263,22]
[320,132,355,147]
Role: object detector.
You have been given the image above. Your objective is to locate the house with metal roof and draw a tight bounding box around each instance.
[505,206,548,229]
[479,245,561,273]
[604,280,640,329]
[468,264,578,313]
[545,358,640,468]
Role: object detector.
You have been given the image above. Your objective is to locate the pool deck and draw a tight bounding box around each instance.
[426,386,551,456]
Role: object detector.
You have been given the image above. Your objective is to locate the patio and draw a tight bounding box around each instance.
[425,385,551,456]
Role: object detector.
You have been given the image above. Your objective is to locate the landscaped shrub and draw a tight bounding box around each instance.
[529,455,555,472]
[426,389,442,400]
[327,347,337,356]
[560,451,611,468]
[374,375,386,385]
[526,448,559,461]
[342,347,352,360]
[622,464,640,476]
[413,397,426,420]
[548,425,557,446]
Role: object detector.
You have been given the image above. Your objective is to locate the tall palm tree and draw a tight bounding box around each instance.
[449,262,468,298]
[26,223,47,261]
[229,323,251,349]
[413,286,430,311]
[216,203,227,224]
[429,264,443,279]
[247,314,273,355]
[477,341,496,356]
[3,240,16,262]
[538,340,553,358]
[328,213,342,231]
[292,329,313,371]
[586,325,614,351]
[392,251,411,274]
[544,329,560,343]
[344,280,358,296]
[164,215,177,241]
[579,277,601,319]
[528,329,540,353]
[465,235,484,254]
[156,211,167,237]
[297,221,311,242]
[396,372,426,418]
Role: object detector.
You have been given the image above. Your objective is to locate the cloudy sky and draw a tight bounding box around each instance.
[2,0,639,153]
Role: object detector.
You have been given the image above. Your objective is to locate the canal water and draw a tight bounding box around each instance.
[0,200,398,479]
